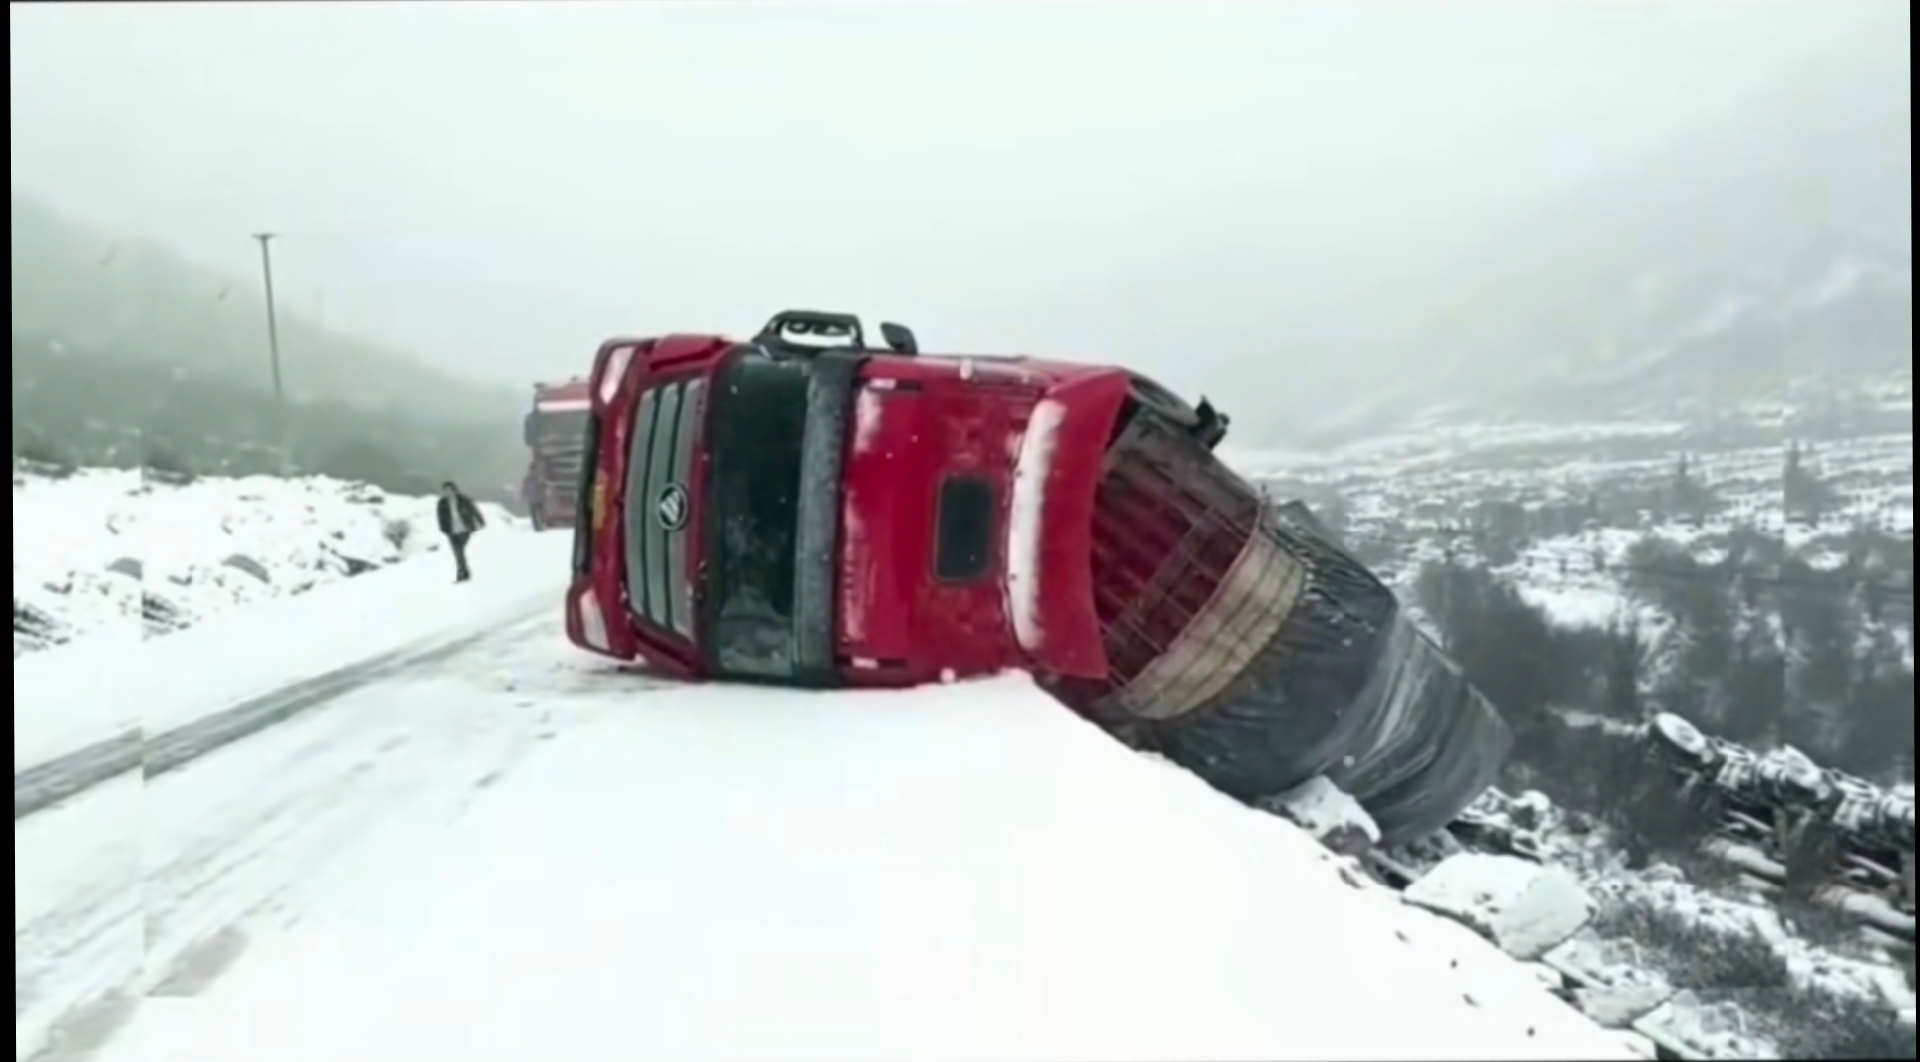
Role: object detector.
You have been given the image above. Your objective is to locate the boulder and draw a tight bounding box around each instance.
[1573,985,1675,1029]
[1403,852,1596,961]
[1264,775,1380,857]
[222,555,272,583]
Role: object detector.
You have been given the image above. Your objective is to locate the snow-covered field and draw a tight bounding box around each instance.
[12,468,524,657]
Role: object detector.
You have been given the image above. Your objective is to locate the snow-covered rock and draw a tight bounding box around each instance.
[1262,775,1380,854]
[1635,994,1776,1061]
[1404,853,1598,960]
[1573,985,1675,1029]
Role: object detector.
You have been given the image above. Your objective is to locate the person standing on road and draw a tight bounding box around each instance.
[435,480,487,582]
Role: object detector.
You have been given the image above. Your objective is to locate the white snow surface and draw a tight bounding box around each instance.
[71,633,1635,1052]
[13,521,566,773]
[1006,398,1064,653]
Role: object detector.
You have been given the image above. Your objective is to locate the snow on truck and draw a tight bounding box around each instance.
[565,310,1513,843]
[521,379,592,530]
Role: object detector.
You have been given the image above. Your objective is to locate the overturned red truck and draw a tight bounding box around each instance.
[521,378,592,530]
[565,310,1512,843]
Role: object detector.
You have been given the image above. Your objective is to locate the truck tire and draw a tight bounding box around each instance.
[1138,520,1511,846]
[1144,523,1403,803]
[529,505,548,532]
[1129,375,1202,429]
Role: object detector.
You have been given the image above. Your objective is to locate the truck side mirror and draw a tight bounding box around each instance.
[879,322,918,355]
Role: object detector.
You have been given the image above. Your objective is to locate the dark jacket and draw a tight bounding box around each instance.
[436,493,486,537]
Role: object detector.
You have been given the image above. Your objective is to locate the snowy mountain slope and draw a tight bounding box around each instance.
[1254,32,1911,446]
[1233,422,1913,628]
[67,621,1639,1062]
[12,467,526,656]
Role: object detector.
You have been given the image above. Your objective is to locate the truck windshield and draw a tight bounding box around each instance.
[531,409,590,446]
[702,354,812,680]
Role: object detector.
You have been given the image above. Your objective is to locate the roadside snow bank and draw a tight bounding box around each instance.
[14,520,569,773]
[12,468,522,656]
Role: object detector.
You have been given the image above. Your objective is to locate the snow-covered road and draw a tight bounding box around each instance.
[16,611,581,1062]
[18,536,1638,1062]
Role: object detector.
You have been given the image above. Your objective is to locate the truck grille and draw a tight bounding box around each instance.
[622,379,704,641]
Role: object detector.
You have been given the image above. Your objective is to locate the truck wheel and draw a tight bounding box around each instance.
[1129,375,1202,429]
[529,505,547,532]
[1143,524,1403,802]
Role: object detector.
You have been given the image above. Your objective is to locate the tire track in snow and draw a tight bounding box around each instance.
[16,616,576,1062]
[13,607,548,821]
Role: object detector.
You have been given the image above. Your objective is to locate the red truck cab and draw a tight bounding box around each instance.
[567,310,1509,845]
[566,312,1127,688]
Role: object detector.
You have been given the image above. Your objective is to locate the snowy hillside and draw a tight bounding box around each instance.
[1234,420,1912,639]
[12,466,524,656]
[1233,420,1916,1059]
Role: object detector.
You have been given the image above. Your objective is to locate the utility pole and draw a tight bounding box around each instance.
[252,232,289,472]
[252,233,284,403]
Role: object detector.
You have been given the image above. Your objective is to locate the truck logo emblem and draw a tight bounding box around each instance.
[656,484,689,531]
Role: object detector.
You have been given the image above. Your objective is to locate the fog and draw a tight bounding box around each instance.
[9,1,1906,439]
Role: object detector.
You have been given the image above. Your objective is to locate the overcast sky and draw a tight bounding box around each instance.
[9,0,1905,409]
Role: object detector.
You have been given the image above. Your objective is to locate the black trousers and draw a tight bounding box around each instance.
[447,532,472,579]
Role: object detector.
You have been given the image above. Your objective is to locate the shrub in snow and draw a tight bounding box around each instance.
[14,599,69,656]
[141,592,189,634]
[16,454,78,480]
[1768,986,1917,1061]
[1403,853,1596,960]
[143,444,196,484]
[106,557,143,580]
[383,517,412,551]
[1592,888,1792,992]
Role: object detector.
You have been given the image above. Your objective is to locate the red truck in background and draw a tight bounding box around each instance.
[565,310,1512,845]
[521,378,592,530]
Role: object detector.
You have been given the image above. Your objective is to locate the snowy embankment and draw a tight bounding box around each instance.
[13,467,568,773]
[1418,789,1917,1059]
[13,467,522,656]
[95,660,1643,1062]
